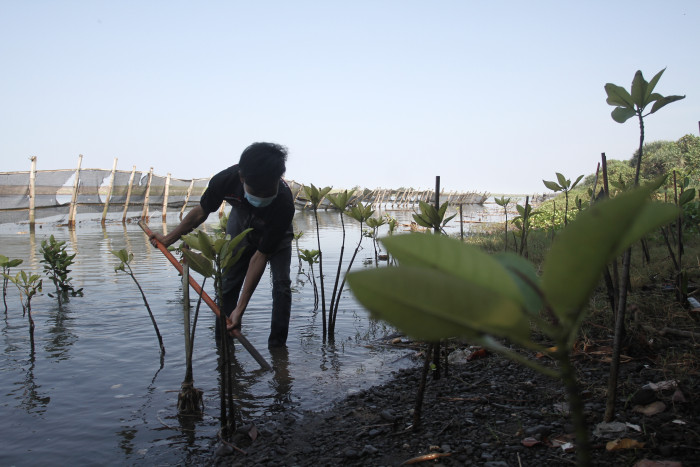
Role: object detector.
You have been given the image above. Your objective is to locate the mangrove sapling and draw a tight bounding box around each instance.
[303,184,332,341]
[40,235,83,306]
[327,190,355,340]
[293,231,304,273]
[1,255,23,313]
[493,197,512,252]
[4,270,42,337]
[603,68,685,422]
[512,198,537,258]
[179,226,251,428]
[299,249,320,311]
[328,203,375,337]
[412,201,456,235]
[543,172,584,226]
[348,180,678,467]
[365,216,386,265]
[111,249,165,355]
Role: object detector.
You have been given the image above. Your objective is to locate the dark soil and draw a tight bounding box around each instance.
[214,333,700,466]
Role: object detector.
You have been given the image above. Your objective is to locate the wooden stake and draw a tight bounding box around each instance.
[101,157,118,225]
[68,154,83,228]
[141,167,153,222]
[162,172,171,222]
[29,156,36,228]
[181,178,195,220]
[122,166,136,224]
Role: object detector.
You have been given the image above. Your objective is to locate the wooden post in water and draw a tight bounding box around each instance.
[162,173,171,222]
[101,157,118,225]
[122,165,136,224]
[181,179,195,220]
[29,156,37,228]
[68,154,83,228]
[141,167,153,222]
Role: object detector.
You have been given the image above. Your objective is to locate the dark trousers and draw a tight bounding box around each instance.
[219,210,292,347]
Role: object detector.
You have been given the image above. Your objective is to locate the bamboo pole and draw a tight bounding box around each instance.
[68,154,83,228]
[122,166,136,224]
[141,167,153,222]
[101,157,118,225]
[162,172,171,222]
[29,156,36,228]
[181,179,195,220]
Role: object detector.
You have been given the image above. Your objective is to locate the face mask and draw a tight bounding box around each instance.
[245,190,277,208]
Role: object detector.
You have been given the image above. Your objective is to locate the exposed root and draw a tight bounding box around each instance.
[177,381,203,415]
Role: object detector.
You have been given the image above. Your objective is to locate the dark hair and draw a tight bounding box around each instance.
[238,142,288,189]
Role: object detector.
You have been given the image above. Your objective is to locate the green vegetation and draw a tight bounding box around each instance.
[40,235,83,306]
[4,270,42,338]
[348,181,678,467]
[1,255,23,313]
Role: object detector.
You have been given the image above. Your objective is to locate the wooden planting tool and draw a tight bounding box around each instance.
[138,220,272,371]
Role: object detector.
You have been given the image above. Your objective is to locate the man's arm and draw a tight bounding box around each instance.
[149,204,209,247]
[226,250,269,331]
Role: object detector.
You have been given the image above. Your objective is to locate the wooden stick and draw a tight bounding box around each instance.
[122,166,136,224]
[102,157,118,225]
[68,154,83,227]
[137,220,272,371]
[29,156,36,227]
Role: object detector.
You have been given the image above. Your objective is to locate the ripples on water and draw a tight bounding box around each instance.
[0,205,495,465]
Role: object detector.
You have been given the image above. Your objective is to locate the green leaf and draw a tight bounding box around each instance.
[196,230,215,259]
[555,172,567,188]
[611,106,637,123]
[412,213,433,228]
[649,95,685,115]
[181,249,215,278]
[493,252,544,320]
[541,183,676,325]
[381,234,525,306]
[571,175,584,190]
[543,180,561,192]
[181,233,202,252]
[679,188,696,206]
[347,265,529,343]
[604,83,634,108]
[630,70,648,108]
[8,259,23,268]
[111,249,130,264]
[644,68,666,103]
[613,201,679,259]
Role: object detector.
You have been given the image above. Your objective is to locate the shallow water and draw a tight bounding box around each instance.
[0,205,495,465]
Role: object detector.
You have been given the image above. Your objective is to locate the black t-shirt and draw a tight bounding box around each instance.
[199,164,295,255]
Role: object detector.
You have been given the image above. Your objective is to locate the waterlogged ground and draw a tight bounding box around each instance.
[0,204,498,466]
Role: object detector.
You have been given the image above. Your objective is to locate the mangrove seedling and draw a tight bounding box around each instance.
[603,68,685,422]
[412,201,456,235]
[111,249,165,355]
[179,226,250,424]
[4,270,42,341]
[327,189,356,340]
[366,216,387,265]
[542,172,584,226]
[293,231,304,272]
[40,235,83,306]
[328,203,375,338]
[303,184,332,340]
[493,197,512,251]
[511,198,537,257]
[1,255,23,313]
[348,180,678,467]
[299,248,320,311]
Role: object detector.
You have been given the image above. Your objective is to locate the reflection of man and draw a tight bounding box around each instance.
[149,142,294,347]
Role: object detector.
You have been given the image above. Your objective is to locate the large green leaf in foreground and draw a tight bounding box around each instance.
[347,234,530,343]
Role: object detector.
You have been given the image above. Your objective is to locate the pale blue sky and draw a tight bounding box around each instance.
[1,1,697,194]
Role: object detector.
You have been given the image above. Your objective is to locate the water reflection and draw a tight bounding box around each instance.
[19,346,51,414]
[44,302,78,360]
[269,346,293,412]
